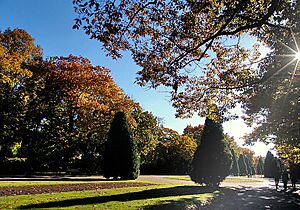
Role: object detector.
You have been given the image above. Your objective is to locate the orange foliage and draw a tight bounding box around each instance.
[45,55,137,114]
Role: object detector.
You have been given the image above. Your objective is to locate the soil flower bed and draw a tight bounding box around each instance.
[0,182,153,196]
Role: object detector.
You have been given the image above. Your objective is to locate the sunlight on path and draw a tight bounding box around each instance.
[138,175,300,210]
[202,185,300,210]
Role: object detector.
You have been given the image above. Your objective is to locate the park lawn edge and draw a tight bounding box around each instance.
[0,180,158,188]
[163,175,264,182]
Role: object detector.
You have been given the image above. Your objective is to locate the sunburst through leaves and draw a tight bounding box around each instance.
[264,29,300,88]
[295,51,300,61]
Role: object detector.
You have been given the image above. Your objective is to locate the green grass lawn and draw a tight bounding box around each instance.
[0,181,218,209]
[164,176,264,183]
[223,176,264,183]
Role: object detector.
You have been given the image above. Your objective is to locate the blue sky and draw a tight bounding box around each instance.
[0,0,272,156]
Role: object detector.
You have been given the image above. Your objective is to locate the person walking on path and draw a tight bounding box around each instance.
[282,169,289,191]
[290,166,297,190]
[274,170,281,190]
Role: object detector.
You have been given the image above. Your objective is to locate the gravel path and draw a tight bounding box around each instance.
[202,185,300,210]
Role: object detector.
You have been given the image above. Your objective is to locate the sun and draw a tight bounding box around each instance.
[295,51,300,60]
[263,29,300,87]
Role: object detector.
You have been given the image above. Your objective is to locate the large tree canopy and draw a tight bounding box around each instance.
[0,28,42,161]
[132,110,160,165]
[243,1,299,163]
[23,55,138,171]
[182,124,204,146]
[73,0,286,118]
[0,28,140,171]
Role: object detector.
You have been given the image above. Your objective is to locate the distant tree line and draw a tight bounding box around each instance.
[0,28,197,176]
[228,147,265,177]
[0,28,275,184]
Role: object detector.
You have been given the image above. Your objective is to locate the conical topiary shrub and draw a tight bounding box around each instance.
[190,117,232,187]
[256,157,264,175]
[238,154,248,176]
[230,149,240,176]
[264,151,275,178]
[101,111,140,180]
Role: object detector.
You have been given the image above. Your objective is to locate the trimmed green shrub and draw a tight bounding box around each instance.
[230,149,240,176]
[238,154,248,176]
[101,112,140,180]
[190,117,232,187]
[244,155,255,176]
[264,151,275,178]
[256,157,264,175]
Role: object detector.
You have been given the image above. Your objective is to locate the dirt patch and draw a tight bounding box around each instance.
[0,182,153,196]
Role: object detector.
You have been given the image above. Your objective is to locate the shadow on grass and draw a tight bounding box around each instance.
[143,197,209,210]
[18,185,216,209]
[145,186,300,210]
[17,184,300,209]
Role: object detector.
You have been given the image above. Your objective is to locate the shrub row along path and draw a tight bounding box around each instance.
[0,175,299,209]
